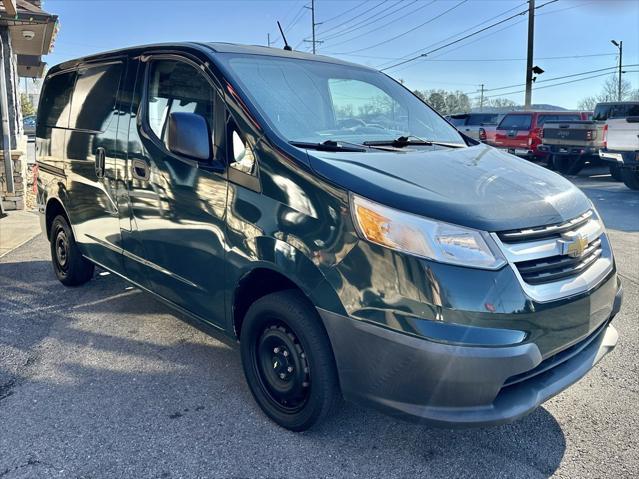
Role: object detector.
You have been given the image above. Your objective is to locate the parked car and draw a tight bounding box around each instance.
[600,116,639,190]
[540,102,639,177]
[447,112,502,142]
[493,111,585,159]
[37,42,621,431]
[538,115,602,175]
[23,114,36,136]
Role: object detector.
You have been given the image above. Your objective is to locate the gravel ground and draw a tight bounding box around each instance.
[1,168,637,479]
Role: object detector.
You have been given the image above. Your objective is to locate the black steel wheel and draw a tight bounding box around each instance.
[240,290,341,431]
[255,322,310,413]
[50,215,94,286]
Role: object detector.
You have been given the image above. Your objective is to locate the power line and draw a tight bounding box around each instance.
[483,64,639,93]
[380,0,559,71]
[484,70,639,99]
[333,0,469,55]
[318,0,369,25]
[320,0,406,41]
[271,2,307,45]
[375,1,527,69]
[316,0,388,36]
[320,0,423,44]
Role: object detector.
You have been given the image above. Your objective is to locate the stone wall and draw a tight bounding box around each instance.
[0,146,27,211]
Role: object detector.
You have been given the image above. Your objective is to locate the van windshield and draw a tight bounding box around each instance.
[221,54,465,147]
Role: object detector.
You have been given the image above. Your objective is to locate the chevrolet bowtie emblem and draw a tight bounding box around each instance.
[560,233,588,258]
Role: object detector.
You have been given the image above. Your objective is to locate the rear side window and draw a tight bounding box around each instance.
[610,103,639,119]
[69,62,123,132]
[146,60,215,147]
[448,115,468,126]
[592,104,611,121]
[537,114,581,126]
[38,71,76,128]
[468,113,499,125]
[498,114,532,130]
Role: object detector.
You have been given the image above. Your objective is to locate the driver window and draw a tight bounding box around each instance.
[328,79,408,132]
[146,59,215,149]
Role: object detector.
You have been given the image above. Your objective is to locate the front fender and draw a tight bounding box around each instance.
[226,235,348,327]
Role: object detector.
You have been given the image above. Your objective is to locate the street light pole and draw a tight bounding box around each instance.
[611,40,623,101]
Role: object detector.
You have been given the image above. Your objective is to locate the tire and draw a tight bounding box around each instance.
[240,289,341,431]
[547,154,557,170]
[554,155,585,175]
[610,164,623,181]
[621,169,639,190]
[50,215,94,286]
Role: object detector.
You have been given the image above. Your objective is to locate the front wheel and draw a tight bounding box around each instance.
[50,215,94,286]
[240,290,341,431]
[621,169,639,190]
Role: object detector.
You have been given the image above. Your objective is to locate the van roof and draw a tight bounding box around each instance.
[47,41,369,76]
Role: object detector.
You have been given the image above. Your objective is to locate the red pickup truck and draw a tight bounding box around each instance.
[493,111,587,159]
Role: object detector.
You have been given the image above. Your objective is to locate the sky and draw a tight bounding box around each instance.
[37,0,639,109]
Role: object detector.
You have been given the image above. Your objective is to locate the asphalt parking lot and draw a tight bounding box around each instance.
[1,166,638,479]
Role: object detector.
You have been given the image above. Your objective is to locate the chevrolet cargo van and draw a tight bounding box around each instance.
[37,43,622,431]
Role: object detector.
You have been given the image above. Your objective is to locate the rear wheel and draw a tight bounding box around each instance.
[621,169,639,190]
[555,155,585,175]
[240,290,341,431]
[609,164,623,181]
[50,215,94,286]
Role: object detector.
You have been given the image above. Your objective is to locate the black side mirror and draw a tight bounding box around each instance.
[167,112,211,161]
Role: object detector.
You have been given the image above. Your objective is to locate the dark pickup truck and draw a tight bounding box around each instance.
[540,101,639,177]
[539,119,603,175]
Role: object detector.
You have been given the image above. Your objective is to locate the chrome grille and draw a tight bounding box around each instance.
[497,210,592,243]
[514,238,602,285]
[492,210,612,302]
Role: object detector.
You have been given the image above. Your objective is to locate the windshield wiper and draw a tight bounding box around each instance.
[289,140,366,152]
[363,135,464,148]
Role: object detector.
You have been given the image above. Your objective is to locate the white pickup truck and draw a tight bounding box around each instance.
[600,116,639,190]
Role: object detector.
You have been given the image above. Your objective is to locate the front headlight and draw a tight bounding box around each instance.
[351,194,506,270]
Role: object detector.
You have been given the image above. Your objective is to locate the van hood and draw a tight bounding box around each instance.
[307,144,591,232]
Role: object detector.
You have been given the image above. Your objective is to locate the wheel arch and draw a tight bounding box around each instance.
[230,238,347,339]
[44,197,72,241]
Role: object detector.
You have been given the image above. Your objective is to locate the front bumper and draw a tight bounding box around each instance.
[599,148,639,168]
[319,283,622,427]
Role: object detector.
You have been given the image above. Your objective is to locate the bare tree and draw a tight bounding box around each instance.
[413,89,470,115]
[486,98,517,109]
[578,76,639,108]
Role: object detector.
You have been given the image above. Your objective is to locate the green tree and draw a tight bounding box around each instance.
[20,93,35,117]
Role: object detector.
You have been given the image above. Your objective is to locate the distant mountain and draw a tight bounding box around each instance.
[470,104,567,113]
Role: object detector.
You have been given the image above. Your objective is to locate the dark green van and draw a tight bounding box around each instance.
[37,43,622,431]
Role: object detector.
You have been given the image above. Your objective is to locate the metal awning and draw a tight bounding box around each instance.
[1,0,58,77]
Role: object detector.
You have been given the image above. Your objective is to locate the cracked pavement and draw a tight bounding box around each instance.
[1,167,638,478]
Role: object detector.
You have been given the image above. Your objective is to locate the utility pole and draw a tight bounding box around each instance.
[311,0,316,54]
[479,84,485,111]
[611,40,623,101]
[267,33,271,47]
[524,0,535,109]
[618,41,623,101]
[303,0,322,54]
